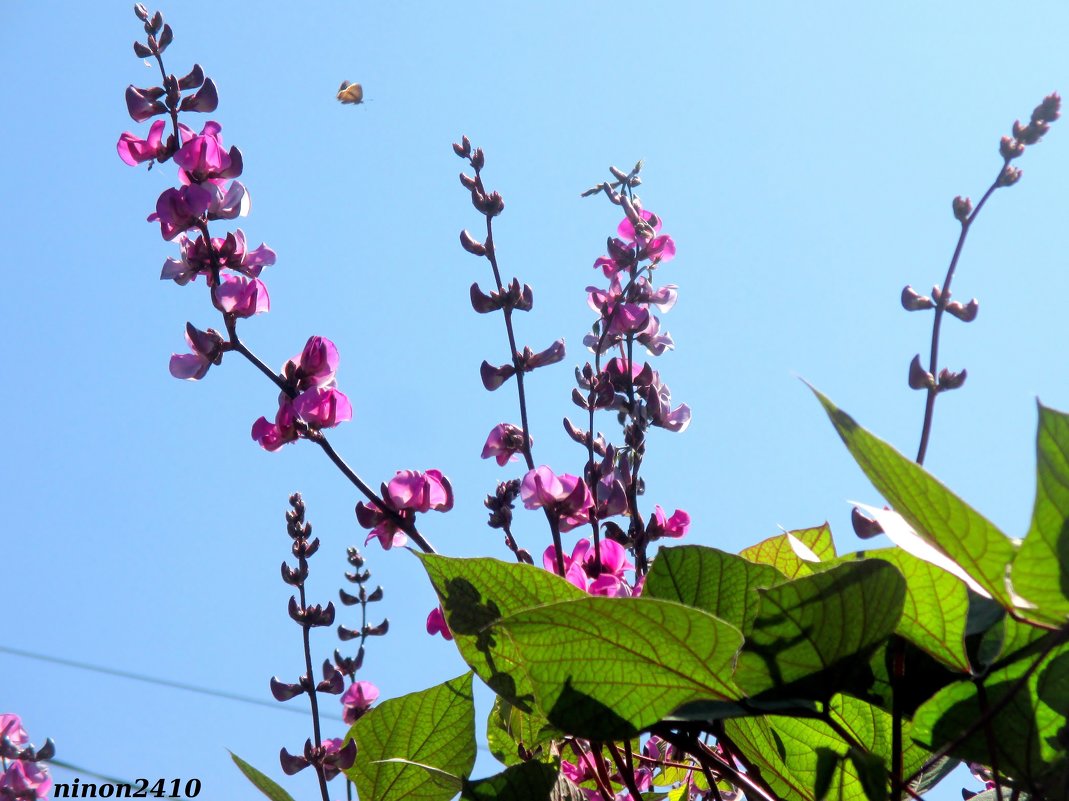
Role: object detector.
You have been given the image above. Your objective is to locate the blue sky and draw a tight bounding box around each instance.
[3,2,1068,799]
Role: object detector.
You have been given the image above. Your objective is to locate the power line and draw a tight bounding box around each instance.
[0,644,343,721]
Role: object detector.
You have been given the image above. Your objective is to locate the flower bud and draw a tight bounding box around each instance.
[180,78,219,113]
[149,10,163,34]
[931,285,945,305]
[511,281,534,312]
[469,282,501,314]
[279,748,310,775]
[997,164,1022,187]
[609,165,628,182]
[133,40,152,58]
[581,182,605,197]
[459,172,477,190]
[1032,92,1061,124]
[851,507,884,540]
[901,285,934,311]
[952,195,972,222]
[157,23,173,52]
[938,367,967,391]
[480,360,516,391]
[134,4,149,20]
[471,147,485,170]
[177,63,205,91]
[946,298,979,322]
[453,135,472,158]
[999,136,1025,161]
[270,677,304,702]
[908,355,935,390]
[478,190,505,217]
[459,229,486,256]
[364,619,389,636]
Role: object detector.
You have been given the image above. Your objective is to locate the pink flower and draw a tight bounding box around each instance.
[291,336,340,389]
[160,229,276,285]
[480,423,528,465]
[520,467,593,532]
[0,714,27,745]
[169,323,224,381]
[292,386,352,428]
[205,180,250,220]
[117,120,172,166]
[648,505,690,540]
[387,470,453,514]
[175,121,242,184]
[0,759,52,800]
[426,606,453,640]
[251,396,298,451]
[341,681,379,724]
[543,539,634,596]
[618,209,676,265]
[149,184,212,240]
[357,504,408,550]
[212,275,269,318]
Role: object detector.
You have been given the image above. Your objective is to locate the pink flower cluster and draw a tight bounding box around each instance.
[356,470,454,550]
[0,714,52,800]
[520,466,594,532]
[543,538,636,597]
[252,336,354,450]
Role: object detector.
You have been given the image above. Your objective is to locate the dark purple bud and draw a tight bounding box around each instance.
[281,561,304,585]
[287,596,303,622]
[459,229,486,256]
[180,78,219,113]
[346,547,365,568]
[459,172,477,191]
[133,41,153,58]
[337,625,359,641]
[125,85,167,122]
[1000,136,1025,161]
[901,285,934,311]
[931,285,945,305]
[157,24,173,52]
[317,662,345,694]
[148,10,163,33]
[270,677,304,702]
[472,147,485,170]
[297,536,320,558]
[469,282,501,314]
[364,618,390,637]
[515,549,534,565]
[178,63,205,90]
[280,748,310,775]
[477,190,505,217]
[338,588,359,605]
[516,283,534,312]
[1013,119,1045,146]
[938,367,967,390]
[314,602,337,627]
[1033,92,1061,124]
[946,298,979,322]
[134,4,149,20]
[366,585,384,602]
[185,322,225,364]
[35,740,56,762]
[453,136,472,158]
[571,388,590,409]
[335,739,357,771]
[851,507,884,540]
[609,165,628,182]
[997,164,1022,187]
[480,360,516,391]
[952,195,972,222]
[526,339,566,370]
[908,355,935,390]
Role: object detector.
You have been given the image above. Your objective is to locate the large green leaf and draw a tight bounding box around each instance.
[229,753,297,801]
[834,548,971,673]
[740,524,837,578]
[495,595,744,739]
[725,694,930,801]
[1012,404,1069,625]
[418,555,586,711]
[645,544,784,635]
[911,636,1069,790]
[814,390,1018,608]
[486,696,560,767]
[735,560,905,698]
[462,761,584,801]
[347,672,476,801]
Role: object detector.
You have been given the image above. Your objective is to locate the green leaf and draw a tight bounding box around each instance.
[734,560,906,698]
[645,544,784,635]
[813,389,1018,608]
[418,554,586,710]
[229,752,297,801]
[462,761,585,801]
[836,548,971,673]
[740,524,837,578]
[495,595,744,739]
[1012,404,1069,625]
[725,694,930,801]
[486,696,560,767]
[347,672,476,801]
[911,636,1069,787]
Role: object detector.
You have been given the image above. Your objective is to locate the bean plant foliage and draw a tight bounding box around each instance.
[11,6,1057,801]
